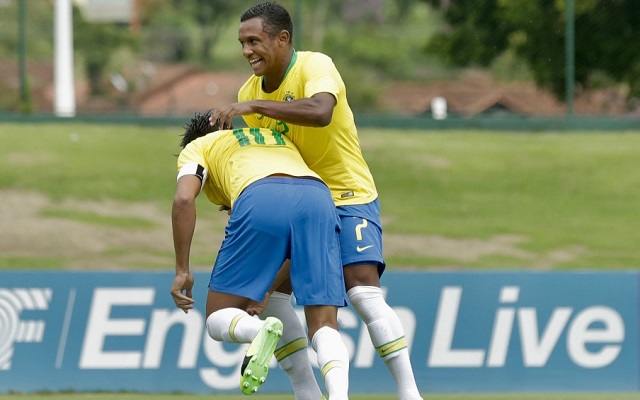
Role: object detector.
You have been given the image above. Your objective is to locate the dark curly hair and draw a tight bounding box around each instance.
[180,109,215,148]
[241,2,293,44]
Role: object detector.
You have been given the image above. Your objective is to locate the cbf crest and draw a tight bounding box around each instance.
[283,91,295,102]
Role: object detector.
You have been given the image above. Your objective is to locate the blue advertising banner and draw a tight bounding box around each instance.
[0,271,637,394]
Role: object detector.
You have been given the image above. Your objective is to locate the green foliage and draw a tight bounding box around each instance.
[422,0,640,100]
[140,0,246,64]
[0,0,438,111]
[321,2,437,81]
[73,6,139,95]
[311,1,441,108]
[0,0,54,59]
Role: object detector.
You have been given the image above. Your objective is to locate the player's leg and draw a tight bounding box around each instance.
[243,179,327,399]
[305,305,349,400]
[204,292,284,395]
[287,177,350,400]
[261,285,324,400]
[339,202,423,400]
[205,179,291,395]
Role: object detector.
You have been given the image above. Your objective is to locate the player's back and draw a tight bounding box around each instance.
[177,128,320,207]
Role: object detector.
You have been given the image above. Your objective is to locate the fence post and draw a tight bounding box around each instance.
[18,0,28,112]
[565,0,575,116]
[294,0,302,49]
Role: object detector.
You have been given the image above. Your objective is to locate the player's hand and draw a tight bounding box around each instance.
[247,292,271,316]
[209,102,252,130]
[218,205,231,215]
[170,272,195,313]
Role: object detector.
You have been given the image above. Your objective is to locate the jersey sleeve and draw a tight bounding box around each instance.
[302,54,341,99]
[177,162,207,191]
[177,142,208,190]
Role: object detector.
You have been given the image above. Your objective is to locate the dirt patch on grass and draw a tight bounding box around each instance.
[384,234,587,269]
[0,190,226,270]
[0,190,584,270]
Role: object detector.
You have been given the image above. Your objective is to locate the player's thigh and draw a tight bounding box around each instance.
[289,182,345,307]
[206,290,252,317]
[338,212,385,285]
[210,184,290,303]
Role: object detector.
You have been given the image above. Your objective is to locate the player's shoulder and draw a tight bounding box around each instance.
[239,72,261,92]
[295,51,337,78]
[297,50,334,64]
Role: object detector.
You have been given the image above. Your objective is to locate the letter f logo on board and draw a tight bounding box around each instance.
[0,288,52,370]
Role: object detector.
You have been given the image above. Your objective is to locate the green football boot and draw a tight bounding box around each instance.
[240,317,284,395]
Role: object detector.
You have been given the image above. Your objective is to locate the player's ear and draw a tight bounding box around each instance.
[277,30,290,46]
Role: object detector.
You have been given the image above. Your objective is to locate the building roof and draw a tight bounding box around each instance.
[381,71,632,118]
[0,61,634,118]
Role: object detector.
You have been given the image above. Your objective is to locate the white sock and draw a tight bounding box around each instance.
[312,326,349,400]
[205,307,262,343]
[348,286,423,400]
[262,292,323,400]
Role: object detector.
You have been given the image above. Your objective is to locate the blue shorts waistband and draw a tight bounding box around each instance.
[247,176,327,190]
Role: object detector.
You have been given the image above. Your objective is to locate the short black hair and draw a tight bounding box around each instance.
[180,110,215,148]
[241,2,293,44]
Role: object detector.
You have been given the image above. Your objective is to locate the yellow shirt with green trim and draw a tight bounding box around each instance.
[238,50,378,206]
[177,127,320,208]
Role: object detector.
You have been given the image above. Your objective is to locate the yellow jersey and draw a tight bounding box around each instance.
[177,127,320,208]
[238,51,378,206]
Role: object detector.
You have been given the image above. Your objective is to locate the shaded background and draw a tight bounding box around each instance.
[2,0,640,127]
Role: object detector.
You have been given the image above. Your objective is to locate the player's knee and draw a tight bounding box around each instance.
[343,263,380,289]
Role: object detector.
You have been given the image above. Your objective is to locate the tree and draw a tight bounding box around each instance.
[188,0,244,63]
[422,0,640,101]
[138,0,245,64]
[73,6,138,95]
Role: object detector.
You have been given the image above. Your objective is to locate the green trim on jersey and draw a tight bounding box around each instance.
[261,49,297,91]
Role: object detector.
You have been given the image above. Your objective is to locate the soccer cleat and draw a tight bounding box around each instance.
[240,317,283,395]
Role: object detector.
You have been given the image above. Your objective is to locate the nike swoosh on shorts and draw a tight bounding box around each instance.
[356,245,374,252]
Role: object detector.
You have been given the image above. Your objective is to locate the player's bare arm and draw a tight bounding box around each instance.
[170,174,201,313]
[210,92,336,130]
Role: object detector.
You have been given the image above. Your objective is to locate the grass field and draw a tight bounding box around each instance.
[1,393,640,400]
[1,122,639,270]
[1,122,640,398]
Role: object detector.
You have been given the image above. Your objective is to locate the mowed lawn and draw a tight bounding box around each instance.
[1,123,640,399]
[1,393,639,400]
[0,122,638,270]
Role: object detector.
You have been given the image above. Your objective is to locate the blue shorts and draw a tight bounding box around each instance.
[336,199,386,276]
[210,177,347,307]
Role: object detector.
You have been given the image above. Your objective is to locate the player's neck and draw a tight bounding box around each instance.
[262,49,296,93]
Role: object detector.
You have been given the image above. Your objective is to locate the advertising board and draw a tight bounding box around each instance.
[0,271,636,394]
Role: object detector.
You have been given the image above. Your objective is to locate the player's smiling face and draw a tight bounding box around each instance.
[238,17,288,79]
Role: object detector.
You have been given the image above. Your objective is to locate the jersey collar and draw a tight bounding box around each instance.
[261,49,297,92]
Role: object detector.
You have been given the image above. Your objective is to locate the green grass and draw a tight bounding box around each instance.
[1,123,639,270]
[1,122,639,397]
[0,393,638,400]
[364,129,640,269]
[0,123,179,203]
